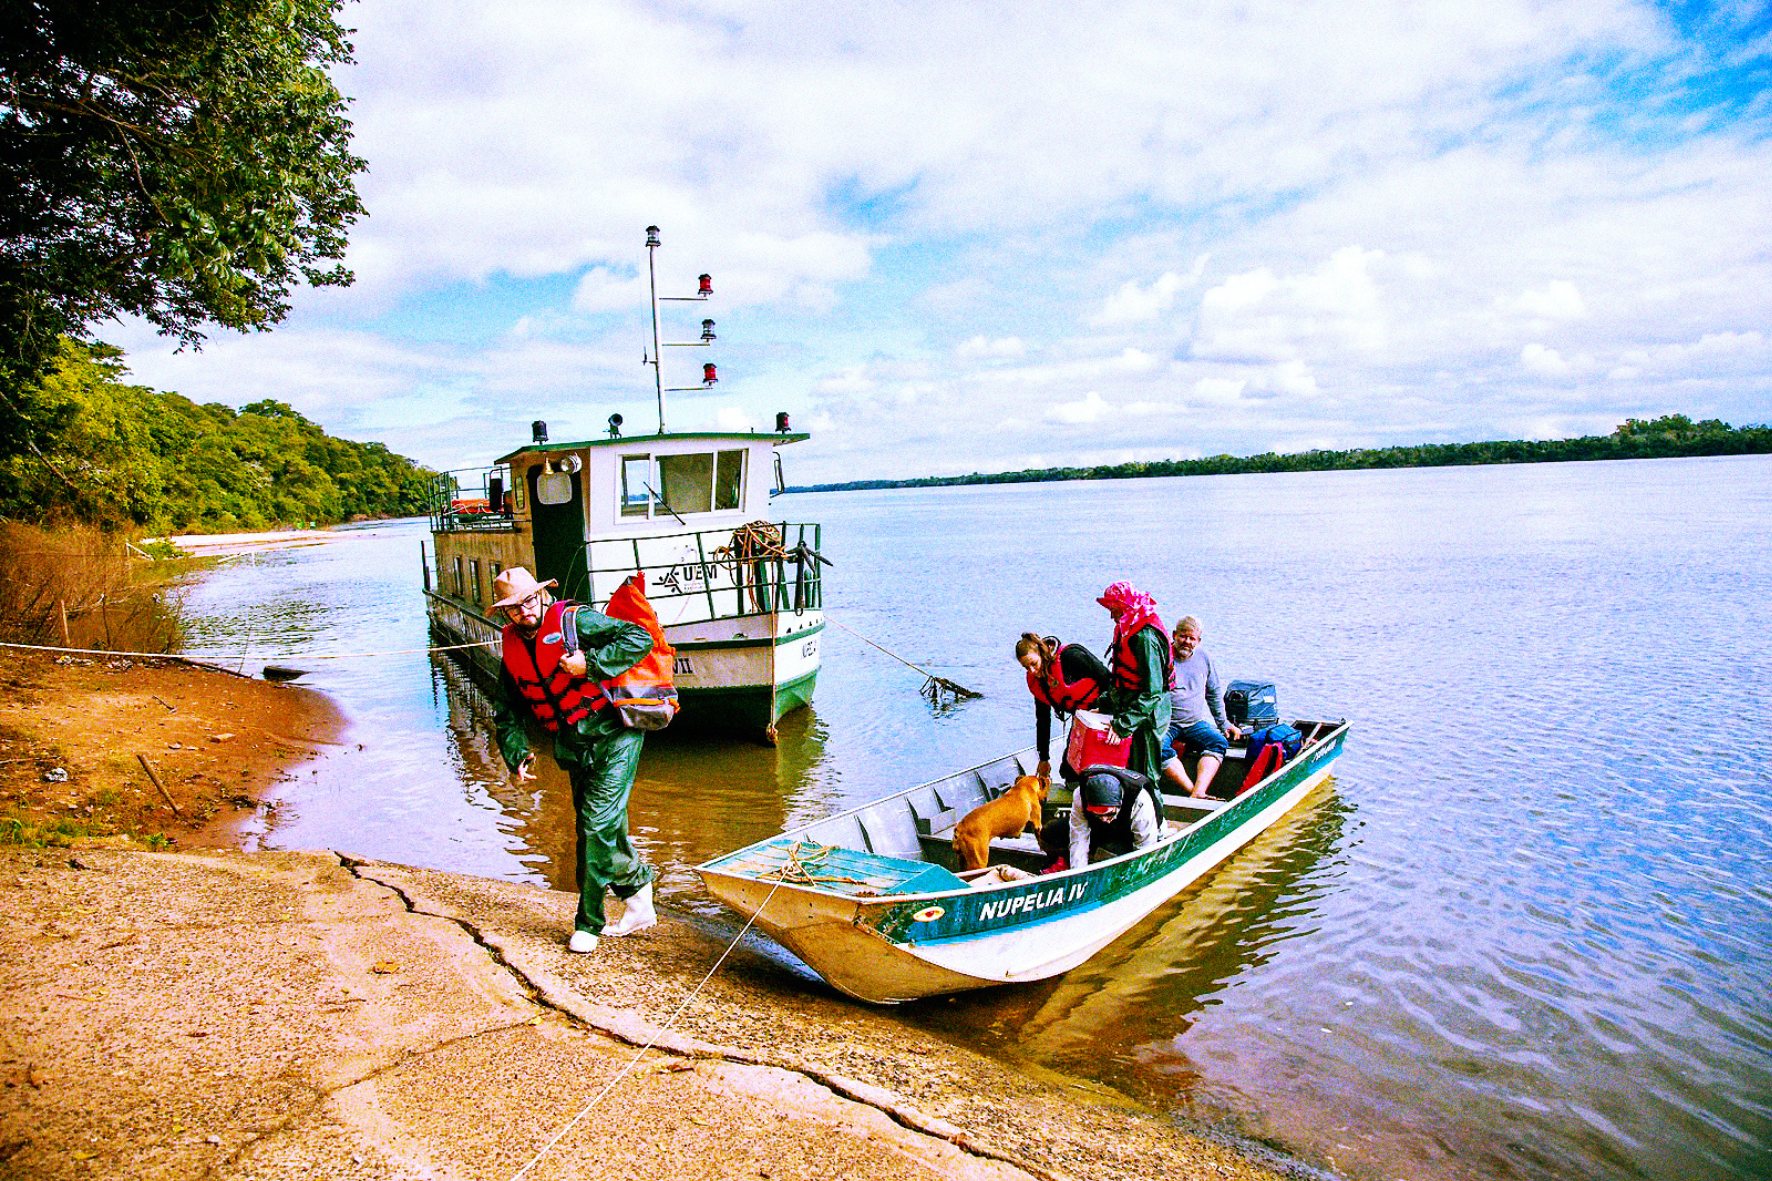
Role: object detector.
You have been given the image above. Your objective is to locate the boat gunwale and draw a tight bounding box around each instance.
[696,718,1349,909]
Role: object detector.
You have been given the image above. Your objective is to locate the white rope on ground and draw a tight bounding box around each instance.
[509,872,793,1181]
[0,639,497,662]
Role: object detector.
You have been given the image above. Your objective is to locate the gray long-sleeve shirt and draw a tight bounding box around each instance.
[1169,648,1229,731]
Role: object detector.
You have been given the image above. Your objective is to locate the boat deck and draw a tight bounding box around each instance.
[709,837,969,898]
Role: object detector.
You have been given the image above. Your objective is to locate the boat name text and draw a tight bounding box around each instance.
[974,882,1087,922]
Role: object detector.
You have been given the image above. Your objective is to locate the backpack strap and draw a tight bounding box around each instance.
[559,603,580,657]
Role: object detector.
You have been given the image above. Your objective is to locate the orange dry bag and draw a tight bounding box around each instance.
[598,572,679,731]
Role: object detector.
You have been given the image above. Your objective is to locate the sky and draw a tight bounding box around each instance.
[112,0,1772,484]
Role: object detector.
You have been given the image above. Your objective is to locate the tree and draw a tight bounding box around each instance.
[0,336,163,525]
[0,0,365,403]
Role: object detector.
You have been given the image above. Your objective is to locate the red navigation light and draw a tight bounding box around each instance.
[698,273,712,296]
[703,363,718,385]
[775,411,791,433]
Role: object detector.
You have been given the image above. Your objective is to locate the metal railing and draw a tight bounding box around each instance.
[428,469,516,533]
[575,521,825,621]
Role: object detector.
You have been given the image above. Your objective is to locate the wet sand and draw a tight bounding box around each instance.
[0,648,1293,1181]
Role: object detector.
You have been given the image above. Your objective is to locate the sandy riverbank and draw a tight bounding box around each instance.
[0,652,1297,1181]
[152,528,345,556]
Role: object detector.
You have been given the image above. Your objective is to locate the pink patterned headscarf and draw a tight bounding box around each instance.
[1096,581,1164,641]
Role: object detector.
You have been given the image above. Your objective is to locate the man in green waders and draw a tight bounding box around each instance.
[490,567,657,953]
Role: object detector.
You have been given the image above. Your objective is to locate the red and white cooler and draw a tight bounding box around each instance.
[1065,709,1132,773]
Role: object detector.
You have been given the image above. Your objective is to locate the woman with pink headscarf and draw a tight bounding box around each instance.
[1095,580,1174,780]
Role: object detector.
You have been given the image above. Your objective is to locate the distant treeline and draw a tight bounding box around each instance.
[789,415,1772,493]
[1,338,433,533]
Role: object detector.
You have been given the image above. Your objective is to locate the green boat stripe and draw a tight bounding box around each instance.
[866,733,1343,946]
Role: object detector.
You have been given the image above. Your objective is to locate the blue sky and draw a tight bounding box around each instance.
[115,0,1771,484]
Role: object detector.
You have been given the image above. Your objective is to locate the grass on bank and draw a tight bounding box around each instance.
[0,520,190,651]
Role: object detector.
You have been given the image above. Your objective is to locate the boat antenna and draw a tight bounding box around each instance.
[643,224,718,437]
[645,225,665,434]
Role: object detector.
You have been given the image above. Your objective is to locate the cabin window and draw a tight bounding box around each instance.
[714,449,744,510]
[453,557,464,598]
[619,449,746,519]
[620,456,655,518]
[658,452,714,514]
[470,560,482,604]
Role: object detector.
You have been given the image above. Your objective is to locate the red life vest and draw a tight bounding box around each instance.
[502,600,609,732]
[1111,624,1175,695]
[1026,644,1105,713]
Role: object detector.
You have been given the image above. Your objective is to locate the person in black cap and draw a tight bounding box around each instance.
[1064,765,1167,868]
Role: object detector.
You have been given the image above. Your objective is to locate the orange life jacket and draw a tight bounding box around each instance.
[502,600,609,732]
[598,574,678,730]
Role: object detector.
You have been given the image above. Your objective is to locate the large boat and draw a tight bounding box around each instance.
[696,718,1348,1003]
[423,228,826,741]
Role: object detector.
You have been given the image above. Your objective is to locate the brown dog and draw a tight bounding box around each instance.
[953,774,1049,871]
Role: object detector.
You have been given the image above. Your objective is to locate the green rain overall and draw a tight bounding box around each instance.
[494,606,655,935]
[1101,625,1173,780]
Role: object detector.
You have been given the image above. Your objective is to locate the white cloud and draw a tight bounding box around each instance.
[103,0,1772,482]
[956,335,1027,360]
[1046,391,1111,424]
[1193,377,1249,404]
[1504,280,1588,320]
[1193,246,1388,362]
[572,267,647,313]
[1088,271,1189,327]
[1521,343,1571,375]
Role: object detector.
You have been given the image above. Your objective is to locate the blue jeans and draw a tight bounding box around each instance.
[1166,718,1227,760]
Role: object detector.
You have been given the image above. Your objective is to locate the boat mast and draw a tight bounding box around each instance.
[642,225,717,437]
[646,225,665,434]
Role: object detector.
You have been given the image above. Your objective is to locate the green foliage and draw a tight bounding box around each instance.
[0,338,432,531]
[794,416,1772,493]
[0,0,365,396]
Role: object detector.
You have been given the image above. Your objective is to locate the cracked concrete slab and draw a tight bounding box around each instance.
[0,848,1284,1181]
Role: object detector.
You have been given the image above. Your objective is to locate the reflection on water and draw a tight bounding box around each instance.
[973,784,1346,1083]
[173,456,1772,1181]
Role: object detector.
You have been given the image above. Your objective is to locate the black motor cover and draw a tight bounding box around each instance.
[1226,680,1279,727]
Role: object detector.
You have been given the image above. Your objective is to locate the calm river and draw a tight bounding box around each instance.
[174,454,1772,1181]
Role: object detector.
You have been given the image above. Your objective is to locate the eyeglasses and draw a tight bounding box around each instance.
[506,591,546,616]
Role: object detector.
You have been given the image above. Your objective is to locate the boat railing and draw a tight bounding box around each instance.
[428,468,517,533]
[574,521,825,621]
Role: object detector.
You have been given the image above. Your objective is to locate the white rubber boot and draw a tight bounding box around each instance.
[605,884,656,936]
[567,929,599,954]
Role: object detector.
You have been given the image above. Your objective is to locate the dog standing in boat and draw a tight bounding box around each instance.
[953,774,1049,871]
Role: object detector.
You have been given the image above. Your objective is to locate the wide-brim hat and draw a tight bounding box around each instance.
[491,566,557,608]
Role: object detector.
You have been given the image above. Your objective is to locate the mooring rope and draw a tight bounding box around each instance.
[508,865,798,1181]
[0,639,497,663]
[824,615,983,701]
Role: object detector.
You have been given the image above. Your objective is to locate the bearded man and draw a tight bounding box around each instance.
[490,567,657,953]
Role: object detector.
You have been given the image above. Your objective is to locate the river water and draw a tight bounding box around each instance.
[174,454,1772,1181]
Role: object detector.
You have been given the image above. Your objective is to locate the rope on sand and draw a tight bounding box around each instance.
[508,872,796,1181]
[0,638,497,664]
